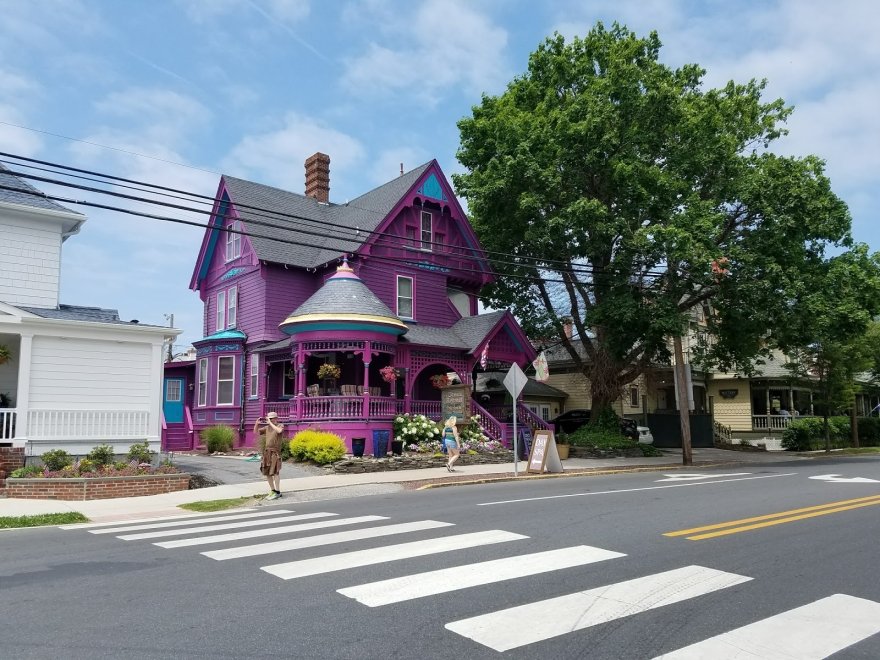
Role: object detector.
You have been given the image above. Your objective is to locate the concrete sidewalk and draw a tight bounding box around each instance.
[0,449,806,523]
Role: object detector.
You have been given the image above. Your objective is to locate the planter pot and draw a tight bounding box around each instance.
[390,440,404,456]
[556,443,570,460]
[373,430,390,457]
[351,437,366,458]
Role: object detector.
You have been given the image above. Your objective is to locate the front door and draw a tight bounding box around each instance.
[163,378,185,423]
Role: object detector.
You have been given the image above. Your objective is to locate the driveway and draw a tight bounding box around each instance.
[170,453,323,486]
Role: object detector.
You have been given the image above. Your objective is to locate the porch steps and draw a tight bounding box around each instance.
[164,425,193,451]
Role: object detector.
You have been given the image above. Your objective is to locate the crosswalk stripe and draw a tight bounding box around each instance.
[445,565,752,652]
[90,509,296,535]
[154,516,389,548]
[115,512,335,540]
[203,520,455,561]
[60,508,258,530]
[653,594,880,659]
[262,530,528,580]
[338,545,626,607]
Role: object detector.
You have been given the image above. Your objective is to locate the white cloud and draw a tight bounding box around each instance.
[222,113,366,194]
[342,0,509,100]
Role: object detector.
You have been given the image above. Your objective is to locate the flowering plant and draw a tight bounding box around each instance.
[317,363,341,380]
[392,413,439,445]
[430,374,450,389]
[380,366,399,383]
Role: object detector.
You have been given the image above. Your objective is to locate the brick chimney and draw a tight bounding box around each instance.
[304,152,330,203]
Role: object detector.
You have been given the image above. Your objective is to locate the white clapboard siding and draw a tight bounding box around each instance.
[0,216,62,308]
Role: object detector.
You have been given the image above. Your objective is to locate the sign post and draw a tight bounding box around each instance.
[503,363,527,476]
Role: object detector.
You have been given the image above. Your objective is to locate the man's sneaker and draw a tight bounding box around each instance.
[265,492,279,501]
[275,491,283,498]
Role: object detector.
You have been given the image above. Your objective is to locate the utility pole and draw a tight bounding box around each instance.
[673,334,693,465]
[164,313,174,362]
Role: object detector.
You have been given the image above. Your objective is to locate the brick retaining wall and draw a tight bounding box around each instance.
[5,473,191,500]
[330,451,514,474]
[0,446,25,492]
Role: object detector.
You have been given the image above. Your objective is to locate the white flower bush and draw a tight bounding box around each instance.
[393,414,440,445]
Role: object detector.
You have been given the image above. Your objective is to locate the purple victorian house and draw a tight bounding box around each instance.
[161,153,543,453]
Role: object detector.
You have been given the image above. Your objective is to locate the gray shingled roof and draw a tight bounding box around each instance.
[399,311,507,352]
[17,304,162,327]
[450,311,507,352]
[221,162,432,269]
[0,163,83,215]
[400,325,469,349]
[287,274,400,321]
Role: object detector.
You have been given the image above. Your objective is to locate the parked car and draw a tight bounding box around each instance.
[637,426,654,444]
[551,409,639,441]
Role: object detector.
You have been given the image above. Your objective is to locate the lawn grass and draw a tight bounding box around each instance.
[178,495,265,512]
[0,512,89,529]
[828,447,880,455]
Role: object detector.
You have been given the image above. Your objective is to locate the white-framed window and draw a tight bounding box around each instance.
[197,358,208,407]
[216,290,226,332]
[166,380,182,402]
[250,355,259,398]
[217,356,235,406]
[420,211,432,250]
[630,386,640,408]
[227,286,238,328]
[397,275,413,318]
[225,220,241,261]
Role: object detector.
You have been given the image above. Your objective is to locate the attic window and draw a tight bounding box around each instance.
[225,220,241,261]
[420,211,432,251]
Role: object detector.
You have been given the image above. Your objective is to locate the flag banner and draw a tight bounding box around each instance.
[532,351,549,381]
[480,343,489,369]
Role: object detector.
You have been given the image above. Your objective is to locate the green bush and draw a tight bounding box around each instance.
[76,458,96,474]
[288,429,346,464]
[41,449,72,471]
[127,441,154,464]
[782,416,851,451]
[567,426,632,449]
[10,465,42,478]
[202,426,235,453]
[856,417,880,447]
[87,444,115,466]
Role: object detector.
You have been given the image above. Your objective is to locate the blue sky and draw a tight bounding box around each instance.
[1,0,878,349]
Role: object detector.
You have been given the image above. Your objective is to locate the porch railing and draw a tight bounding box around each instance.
[264,401,291,418]
[1,408,17,441]
[752,414,802,430]
[516,403,552,431]
[27,409,150,439]
[411,400,441,418]
[369,397,403,417]
[471,401,505,444]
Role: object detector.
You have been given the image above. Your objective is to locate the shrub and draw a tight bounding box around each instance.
[857,417,880,447]
[41,449,73,471]
[10,465,42,478]
[782,416,851,451]
[288,429,346,464]
[127,441,154,464]
[567,426,632,449]
[87,444,115,466]
[393,414,439,444]
[75,459,96,475]
[202,426,235,453]
[113,460,129,470]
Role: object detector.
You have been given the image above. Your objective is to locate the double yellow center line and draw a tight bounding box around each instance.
[665,493,880,540]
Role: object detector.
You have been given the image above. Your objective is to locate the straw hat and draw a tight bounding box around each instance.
[266,411,278,419]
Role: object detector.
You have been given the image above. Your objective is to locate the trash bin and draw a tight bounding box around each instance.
[372,430,390,457]
[351,437,366,458]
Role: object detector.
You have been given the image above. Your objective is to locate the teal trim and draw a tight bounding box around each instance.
[195,329,247,343]
[220,267,245,281]
[418,173,447,201]
[197,195,230,285]
[505,325,524,352]
[282,322,405,335]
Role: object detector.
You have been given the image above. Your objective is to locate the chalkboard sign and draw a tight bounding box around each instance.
[518,426,533,460]
[440,383,471,423]
[527,429,563,474]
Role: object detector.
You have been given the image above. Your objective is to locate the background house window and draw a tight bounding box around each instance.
[216,290,226,332]
[397,276,413,318]
[197,358,208,407]
[630,386,639,408]
[420,211,432,250]
[227,286,238,328]
[217,356,235,405]
[166,379,182,402]
[250,355,259,398]
[225,220,241,261]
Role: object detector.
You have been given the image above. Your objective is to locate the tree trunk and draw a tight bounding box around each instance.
[673,335,693,466]
[823,414,831,453]
[851,398,860,448]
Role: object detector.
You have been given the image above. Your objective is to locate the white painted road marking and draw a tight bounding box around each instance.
[91,509,297,535]
[653,594,880,659]
[478,473,798,506]
[155,515,389,548]
[60,508,259,530]
[115,512,335,540]
[338,545,625,607]
[445,565,752,652]
[262,530,527,580]
[809,473,880,484]
[203,520,455,561]
[655,473,751,482]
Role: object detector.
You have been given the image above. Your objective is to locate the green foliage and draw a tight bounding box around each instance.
[288,429,346,464]
[567,426,630,448]
[87,444,115,466]
[76,459,96,474]
[9,465,42,478]
[639,444,664,457]
[0,512,89,529]
[127,441,154,464]
[454,22,856,412]
[856,417,880,447]
[393,414,440,444]
[41,449,72,471]
[113,461,129,470]
[179,497,257,512]
[782,417,851,451]
[202,426,235,453]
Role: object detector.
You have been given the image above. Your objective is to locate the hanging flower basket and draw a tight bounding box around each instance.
[0,344,11,365]
[430,374,450,389]
[317,363,341,380]
[380,366,399,383]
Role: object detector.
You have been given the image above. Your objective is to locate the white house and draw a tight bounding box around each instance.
[0,163,180,457]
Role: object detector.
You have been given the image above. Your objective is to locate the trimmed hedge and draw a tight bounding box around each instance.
[780,416,873,451]
[289,429,346,464]
[202,425,235,453]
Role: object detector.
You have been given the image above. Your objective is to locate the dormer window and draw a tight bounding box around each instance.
[225,220,241,261]
[420,211,432,251]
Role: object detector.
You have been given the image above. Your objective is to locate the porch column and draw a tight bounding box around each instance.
[14,333,33,445]
[295,344,306,419]
[362,341,372,419]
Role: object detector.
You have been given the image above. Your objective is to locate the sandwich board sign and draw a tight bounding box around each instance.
[527,429,564,474]
[518,426,533,460]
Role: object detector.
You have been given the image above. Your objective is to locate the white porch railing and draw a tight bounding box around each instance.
[1,408,17,441]
[27,410,151,439]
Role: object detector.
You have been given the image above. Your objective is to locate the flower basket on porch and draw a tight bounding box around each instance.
[0,344,12,365]
[380,366,399,383]
[317,363,341,380]
[430,374,450,389]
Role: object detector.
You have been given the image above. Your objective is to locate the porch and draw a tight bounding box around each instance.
[0,407,155,453]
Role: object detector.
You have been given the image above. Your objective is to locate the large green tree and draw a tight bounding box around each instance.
[455,23,852,418]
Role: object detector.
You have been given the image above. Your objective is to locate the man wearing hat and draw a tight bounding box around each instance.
[253,411,285,499]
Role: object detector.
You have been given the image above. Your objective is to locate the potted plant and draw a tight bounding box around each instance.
[555,429,571,460]
[430,373,450,389]
[380,366,399,384]
[0,344,12,365]
[317,363,341,380]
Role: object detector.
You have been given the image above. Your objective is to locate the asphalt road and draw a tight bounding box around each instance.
[2,455,879,659]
